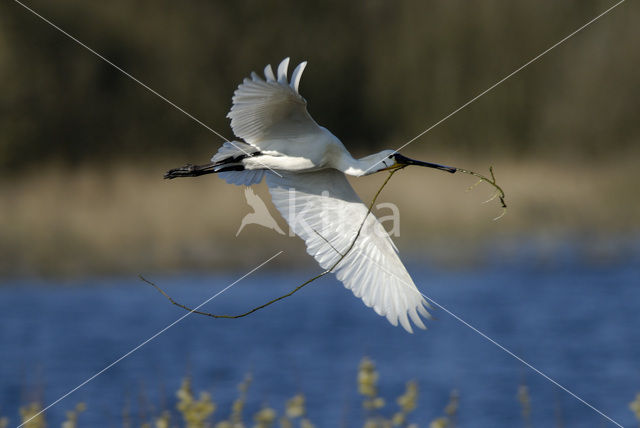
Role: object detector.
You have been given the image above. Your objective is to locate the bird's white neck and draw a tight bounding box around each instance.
[335,150,396,177]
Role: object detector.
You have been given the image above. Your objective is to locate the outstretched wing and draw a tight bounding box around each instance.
[227,58,324,150]
[265,170,431,333]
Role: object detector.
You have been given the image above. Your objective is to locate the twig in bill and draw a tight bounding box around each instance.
[459,166,507,220]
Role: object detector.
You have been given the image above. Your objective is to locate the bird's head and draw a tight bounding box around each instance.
[371,150,457,174]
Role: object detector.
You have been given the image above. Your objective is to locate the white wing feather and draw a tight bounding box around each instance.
[265,169,431,333]
[227,58,323,149]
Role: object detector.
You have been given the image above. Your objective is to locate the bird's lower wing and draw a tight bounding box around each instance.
[265,169,431,333]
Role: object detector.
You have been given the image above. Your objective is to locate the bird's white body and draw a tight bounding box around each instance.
[208,58,431,332]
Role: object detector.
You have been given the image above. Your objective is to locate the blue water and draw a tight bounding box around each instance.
[1,247,640,427]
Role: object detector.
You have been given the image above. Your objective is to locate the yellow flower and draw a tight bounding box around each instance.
[444,390,459,417]
[254,406,277,427]
[278,417,293,428]
[300,418,314,428]
[396,381,418,413]
[373,397,385,409]
[517,384,531,421]
[363,419,378,428]
[154,410,171,428]
[363,397,386,411]
[228,373,253,425]
[429,416,449,428]
[19,403,45,428]
[176,377,216,428]
[358,357,380,398]
[60,402,86,428]
[285,394,305,419]
[630,393,640,421]
[392,412,405,426]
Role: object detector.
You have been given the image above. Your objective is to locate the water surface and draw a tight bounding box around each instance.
[1,246,639,427]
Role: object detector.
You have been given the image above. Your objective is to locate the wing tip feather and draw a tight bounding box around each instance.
[264,64,276,82]
[290,61,308,93]
[277,57,290,83]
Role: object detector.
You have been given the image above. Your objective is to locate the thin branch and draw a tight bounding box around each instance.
[312,228,344,258]
[455,165,507,220]
[140,168,403,319]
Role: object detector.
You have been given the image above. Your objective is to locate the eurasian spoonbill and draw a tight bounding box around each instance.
[166,58,460,332]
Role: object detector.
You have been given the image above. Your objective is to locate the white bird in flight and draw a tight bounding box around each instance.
[165,58,458,333]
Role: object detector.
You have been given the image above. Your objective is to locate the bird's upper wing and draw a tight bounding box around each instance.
[265,169,431,333]
[227,58,324,150]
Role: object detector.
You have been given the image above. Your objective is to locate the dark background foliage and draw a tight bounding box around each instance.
[1,0,637,169]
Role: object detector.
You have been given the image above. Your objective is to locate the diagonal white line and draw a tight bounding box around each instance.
[12,0,283,178]
[17,251,283,428]
[364,0,626,175]
[342,246,623,427]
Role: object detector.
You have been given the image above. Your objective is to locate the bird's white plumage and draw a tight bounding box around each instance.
[265,169,431,333]
[216,58,432,332]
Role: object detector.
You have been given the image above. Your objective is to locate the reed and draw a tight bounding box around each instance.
[1,153,639,277]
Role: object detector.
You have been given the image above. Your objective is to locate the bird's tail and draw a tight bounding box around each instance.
[164,141,265,185]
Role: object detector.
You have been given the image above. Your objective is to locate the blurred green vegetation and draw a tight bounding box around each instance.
[1,0,637,170]
[6,357,640,427]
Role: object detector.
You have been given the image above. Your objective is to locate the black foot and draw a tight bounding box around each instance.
[164,163,217,179]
